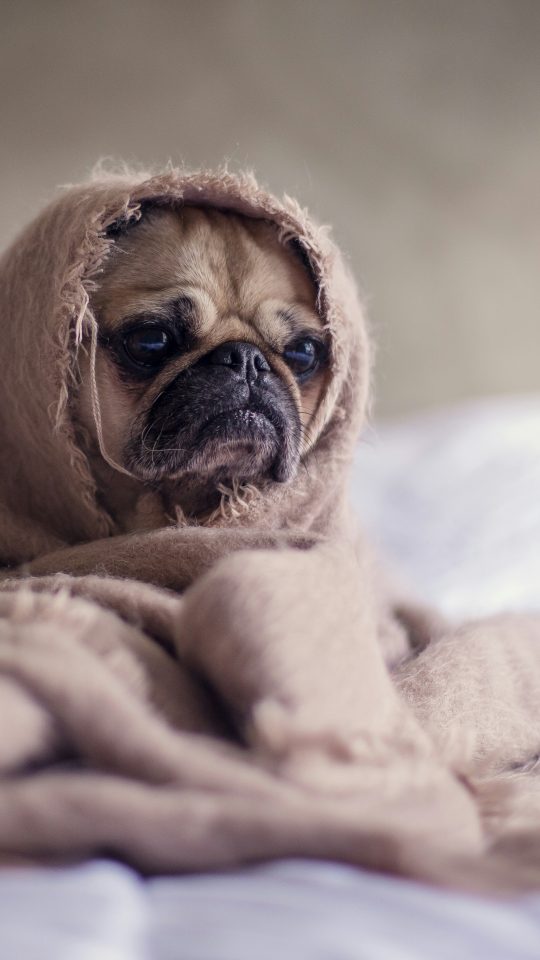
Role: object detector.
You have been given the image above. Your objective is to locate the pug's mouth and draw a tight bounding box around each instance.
[187,404,280,476]
[126,386,301,486]
[202,406,275,436]
[198,406,278,451]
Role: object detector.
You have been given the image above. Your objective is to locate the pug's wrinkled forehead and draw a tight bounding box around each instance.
[94,205,323,352]
[82,204,329,518]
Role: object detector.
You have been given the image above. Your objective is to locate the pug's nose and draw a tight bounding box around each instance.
[202,341,271,382]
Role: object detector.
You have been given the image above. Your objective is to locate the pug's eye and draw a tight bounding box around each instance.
[122,326,173,367]
[283,337,325,381]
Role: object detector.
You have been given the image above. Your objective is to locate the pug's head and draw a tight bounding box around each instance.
[80,205,328,517]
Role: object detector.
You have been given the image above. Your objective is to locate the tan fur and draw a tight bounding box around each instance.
[0,167,538,891]
[78,206,327,528]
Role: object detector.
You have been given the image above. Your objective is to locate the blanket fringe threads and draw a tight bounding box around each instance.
[204,480,261,525]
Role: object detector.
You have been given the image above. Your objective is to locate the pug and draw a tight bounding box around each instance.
[79,205,329,529]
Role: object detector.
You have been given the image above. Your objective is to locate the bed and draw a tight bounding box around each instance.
[3,395,540,960]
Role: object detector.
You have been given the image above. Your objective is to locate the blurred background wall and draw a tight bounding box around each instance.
[1,0,539,418]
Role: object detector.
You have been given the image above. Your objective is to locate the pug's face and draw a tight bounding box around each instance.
[82,206,327,512]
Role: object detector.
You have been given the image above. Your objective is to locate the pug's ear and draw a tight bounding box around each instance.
[105,199,173,240]
[105,214,138,239]
[287,237,316,281]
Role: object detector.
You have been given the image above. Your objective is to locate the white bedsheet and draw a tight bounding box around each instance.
[3,858,540,960]
[3,396,540,960]
[352,394,540,619]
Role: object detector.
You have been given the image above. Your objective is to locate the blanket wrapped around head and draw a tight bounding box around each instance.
[0,166,539,890]
[0,167,369,564]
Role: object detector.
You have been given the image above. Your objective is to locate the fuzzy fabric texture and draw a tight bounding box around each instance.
[0,167,539,890]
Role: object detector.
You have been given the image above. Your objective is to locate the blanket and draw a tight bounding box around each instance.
[0,166,539,890]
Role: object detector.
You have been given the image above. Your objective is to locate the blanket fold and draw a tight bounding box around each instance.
[0,166,539,891]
